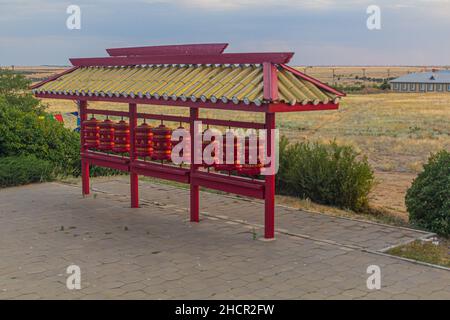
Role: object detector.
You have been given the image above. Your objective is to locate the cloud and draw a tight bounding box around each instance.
[136,0,450,11]
[1,0,449,65]
[136,0,354,11]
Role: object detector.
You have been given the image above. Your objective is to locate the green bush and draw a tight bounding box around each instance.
[0,69,46,114]
[406,151,450,236]
[0,103,81,176]
[0,69,121,179]
[0,103,124,178]
[0,155,54,187]
[276,137,374,211]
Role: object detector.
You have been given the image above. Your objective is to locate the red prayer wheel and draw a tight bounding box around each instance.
[238,137,265,176]
[152,124,172,161]
[173,126,190,163]
[98,119,115,151]
[214,134,242,172]
[112,120,130,153]
[83,117,100,149]
[202,132,219,168]
[135,122,153,158]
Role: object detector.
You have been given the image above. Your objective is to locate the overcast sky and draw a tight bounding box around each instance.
[1,0,449,66]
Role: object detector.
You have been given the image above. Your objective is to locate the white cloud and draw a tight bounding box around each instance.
[136,0,450,11]
[1,0,449,65]
[137,0,347,11]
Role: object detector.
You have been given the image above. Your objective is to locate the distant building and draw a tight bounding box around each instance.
[390,70,450,93]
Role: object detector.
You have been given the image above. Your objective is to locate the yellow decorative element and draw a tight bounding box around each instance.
[35,65,337,106]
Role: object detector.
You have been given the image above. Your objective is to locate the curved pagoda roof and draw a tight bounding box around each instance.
[32,43,345,110]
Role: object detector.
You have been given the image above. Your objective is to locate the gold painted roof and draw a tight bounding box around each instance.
[33,65,340,106]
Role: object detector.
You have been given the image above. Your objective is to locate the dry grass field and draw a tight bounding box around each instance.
[296,66,448,87]
[3,65,67,82]
[26,66,450,222]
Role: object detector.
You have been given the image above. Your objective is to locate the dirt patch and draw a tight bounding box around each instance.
[369,171,416,221]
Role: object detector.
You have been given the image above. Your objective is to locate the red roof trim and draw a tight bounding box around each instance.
[106,43,229,57]
[280,64,346,97]
[263,62,278,101]
[34,92,269,112]
[268,102,339,113]
[70,52,294,67]
[30,66,79,90]
[34,92,339,113]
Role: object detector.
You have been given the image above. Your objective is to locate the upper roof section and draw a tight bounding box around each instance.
[106,43,229,57]
[390,70,450,84]
[32,43,345,108]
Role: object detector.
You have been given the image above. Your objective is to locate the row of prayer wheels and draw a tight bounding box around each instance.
[83,118,264,175]
[83,117,174,161]
[84,118,132,154]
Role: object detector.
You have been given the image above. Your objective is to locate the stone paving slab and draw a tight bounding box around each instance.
[0,180,449,300]
[93,178,433,252]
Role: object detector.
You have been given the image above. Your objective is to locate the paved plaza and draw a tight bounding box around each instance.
[0,178,449,299]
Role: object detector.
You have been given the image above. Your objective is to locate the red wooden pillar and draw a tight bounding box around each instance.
[263,62,278,239]
[190,107,200,222]
[129,103,139,208]
[264,112,276,239]
[79,100,90,196]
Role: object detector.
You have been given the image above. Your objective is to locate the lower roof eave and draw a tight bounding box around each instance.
[267,102,339,113]
[34,92,270,113]
[34,93,339,113]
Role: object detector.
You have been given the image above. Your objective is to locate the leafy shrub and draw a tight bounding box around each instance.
[0,103,81,176]
[0,69,46,114]
[406,151,450,236]
[276,137,374,211]
[0,155,54,187]
[0,103,124,178]
[0,69,120,179]
[378,81,391,90]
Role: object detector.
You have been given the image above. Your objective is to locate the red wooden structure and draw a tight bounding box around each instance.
[32,43,344,239]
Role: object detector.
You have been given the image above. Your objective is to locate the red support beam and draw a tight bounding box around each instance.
[107,43,229,57]
[36,93,339,113]
[264,112,276,239]
[198,118,266,130]
[268,102,339,113]
[79,100,90,196]
[191,172,265,199]
[70,52,294,67]
[82,151,130,171]
[85,108,129,118]
[34,93,268,113]
[131,161,190,184]
[190,108,200,223]
[137,113,190,123]
[129,103,139,208]
[263,62,279,101]
[84,109,191,123]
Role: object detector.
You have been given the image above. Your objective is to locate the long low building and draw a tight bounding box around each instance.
[390,70,450,92]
